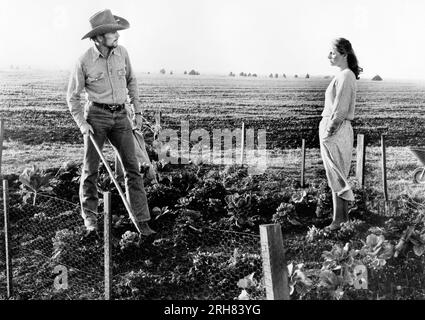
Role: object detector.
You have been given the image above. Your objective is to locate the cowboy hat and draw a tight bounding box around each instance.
[81,9,130,40]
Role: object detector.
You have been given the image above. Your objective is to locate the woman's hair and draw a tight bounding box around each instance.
[333,38,363,80]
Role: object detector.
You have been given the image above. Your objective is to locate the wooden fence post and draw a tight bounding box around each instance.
[3,179,12,298]
[104,191,112,300]
[356,134,366,187]
[0,119,5,179]
[154,111,162,141]
[381,135,388,201]
[260,224,290,300]
[300,139,306,188]
[240,122,245,166]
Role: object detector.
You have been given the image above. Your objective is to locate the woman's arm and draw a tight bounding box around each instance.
[327,72,354,135]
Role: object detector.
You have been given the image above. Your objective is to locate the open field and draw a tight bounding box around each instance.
[1,70,425,150]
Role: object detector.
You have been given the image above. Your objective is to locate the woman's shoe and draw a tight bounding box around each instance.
[324,222,342,232]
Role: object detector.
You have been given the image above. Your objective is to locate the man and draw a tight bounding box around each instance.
[66,9,156,236]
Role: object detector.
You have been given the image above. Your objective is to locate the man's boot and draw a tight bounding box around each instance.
[138,221,157,236]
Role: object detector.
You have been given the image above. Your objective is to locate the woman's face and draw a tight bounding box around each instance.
[328,46,346,67]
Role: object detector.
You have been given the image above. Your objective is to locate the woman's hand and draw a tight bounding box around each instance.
[325,118,343,137]
[324,127,335,138]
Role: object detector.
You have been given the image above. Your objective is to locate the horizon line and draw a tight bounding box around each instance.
[1,67,424,82]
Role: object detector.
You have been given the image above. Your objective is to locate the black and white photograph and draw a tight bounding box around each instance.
[0,0,425,307]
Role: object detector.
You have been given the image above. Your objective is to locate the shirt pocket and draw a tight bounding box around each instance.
[87,72,106,84]
[117,68,126,82]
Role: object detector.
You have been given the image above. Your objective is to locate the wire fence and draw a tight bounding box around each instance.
[2,176,424,300]
[0,187,266,300]
[0,188,104,300]
[362,194,425,299]
[112,226,265,300]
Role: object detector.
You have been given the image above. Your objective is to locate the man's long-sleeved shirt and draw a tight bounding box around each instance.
[321,68,356,121]
[66,44,142,129]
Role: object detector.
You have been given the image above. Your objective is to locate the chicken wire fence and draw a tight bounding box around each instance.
[112,226,266,300]
[360,194,425,298]
[0,188,104,300]
[0,187,266,300]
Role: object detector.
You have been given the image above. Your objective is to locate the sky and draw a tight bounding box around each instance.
[1,0,425,79]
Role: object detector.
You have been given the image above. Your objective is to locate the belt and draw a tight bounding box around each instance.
[92,102,125,112]
[322,116,352,122]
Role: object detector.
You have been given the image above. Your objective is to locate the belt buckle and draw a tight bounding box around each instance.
[109,104,120,111]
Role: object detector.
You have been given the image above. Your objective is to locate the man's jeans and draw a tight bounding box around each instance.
[80,102,150,230]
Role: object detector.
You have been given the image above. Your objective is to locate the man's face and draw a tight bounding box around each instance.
[99,31,119,48]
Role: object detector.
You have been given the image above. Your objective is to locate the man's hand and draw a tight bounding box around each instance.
[133,114,144,130]
[80,122,94,135]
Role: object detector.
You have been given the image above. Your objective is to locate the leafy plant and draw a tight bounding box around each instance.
[321,243,357,273]
[306,220,367,243]
[319,243,361,299]
[225,192,259,228]
[146,183,183,209]
[315,182,332,218]
[51,228,85,265]
[152,206,174,221]
[97,163,116,193]
[236,272,263,300]
[336,219,367,241]
[19,165,52,205]
[119,231,141,251]
[172,208,204,249]
[50,161,81,201]
[393,205,425,257]
[272,202,301,228]
[291,190,317,217]
[359,234,394,270]
[188,178,227,215]
[394,226,425,257]
[287,262,313,297]
[318,269,346,300]
[409,228,425,256]
[306,225,323,242]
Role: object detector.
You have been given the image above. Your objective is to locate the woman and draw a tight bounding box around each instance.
[319,38,362,231]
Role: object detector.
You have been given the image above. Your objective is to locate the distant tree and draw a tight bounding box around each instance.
[248,73,251,77]
[294,74,298,78]
[189,69,200,75]
[269,73,273,78]
[372,75,383,81]
[324,75,331,79]
[229,72,235,77]
[184,71,187,75]
[282,73,286,78]
[275,73,278,78]
[252,74,257,77]
[160,68,166,74]
[240,72,247,77]
[148,72,151,75]
[306,73,310,79]
[170,71,173,75]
